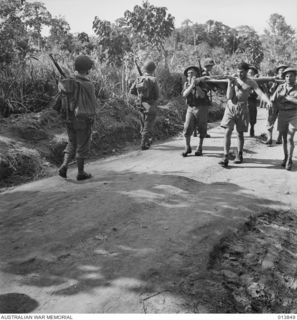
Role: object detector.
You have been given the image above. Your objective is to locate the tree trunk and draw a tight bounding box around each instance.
[163,48,169,72]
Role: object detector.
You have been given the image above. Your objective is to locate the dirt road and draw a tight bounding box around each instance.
[1,109,297,313]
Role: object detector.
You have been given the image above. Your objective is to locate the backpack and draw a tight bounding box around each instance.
[74,78,97,118]
[52,77,96,120]
[135,76,153,100]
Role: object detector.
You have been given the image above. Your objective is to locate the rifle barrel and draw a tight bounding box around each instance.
[49,54,66,78]
[135,60,143,76]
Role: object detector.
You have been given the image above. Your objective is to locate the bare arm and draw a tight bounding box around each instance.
[182,78,195,98]
[250,79,272,108]
[284,95,297,105]
[254,87,272,107]
[226,79,235,100]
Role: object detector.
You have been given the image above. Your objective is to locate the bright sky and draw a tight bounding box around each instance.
[32,0,297,35]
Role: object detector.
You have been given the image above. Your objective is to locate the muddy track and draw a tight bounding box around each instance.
[1,109,297,313]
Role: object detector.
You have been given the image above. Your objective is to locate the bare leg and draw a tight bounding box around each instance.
[219,128,232,167]
[234,131,244,163]
[182,136,192,157]
[182,110,194,157]
[237,131,244,154]
[224,127,233,155]
[281,131,288,167]
[288,130,295,160]
[286,129,296,170]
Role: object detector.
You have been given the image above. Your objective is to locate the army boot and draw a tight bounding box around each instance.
[234,151,243,164]
[286,158,293,171]
[58,153,71,178]
[76,158,92,181]
[219,154,229,168]
[281,154,288,167]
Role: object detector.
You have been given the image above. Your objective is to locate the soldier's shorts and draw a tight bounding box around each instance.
[183,106,208,138]
[64,116,93,159]
[221,101,249,132]
[278,109,297,133]
[266,104,279,130]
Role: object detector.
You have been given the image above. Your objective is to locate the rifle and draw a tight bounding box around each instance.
[49,54,70,120]
[135,59,143,77]
[134,59,145,112]
[49,54,66,78]
[197,59,203,76]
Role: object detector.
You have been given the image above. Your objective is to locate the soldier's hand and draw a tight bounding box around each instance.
[58,81,66,92]
[266,101,273,109]
[190,77,196,87]
[195,76,210,83]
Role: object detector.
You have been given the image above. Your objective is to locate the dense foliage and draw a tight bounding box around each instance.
[0,0,296,116]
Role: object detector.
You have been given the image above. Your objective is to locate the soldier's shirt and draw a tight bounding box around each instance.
[271,83,297,111]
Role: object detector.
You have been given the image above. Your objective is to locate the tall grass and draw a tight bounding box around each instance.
[0,50,140,116]
[0,55,58,115]
[1,46,227,117]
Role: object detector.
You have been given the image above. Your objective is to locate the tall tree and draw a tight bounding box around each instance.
[123,1,174,67]
[92,17,131,66]
[0,0,29,63]
[235,25,264,66]
[262,13,296,63]
[180,19,194,45]
[48,16,70,48]
[22,1,52,48]
[205,20,237,54]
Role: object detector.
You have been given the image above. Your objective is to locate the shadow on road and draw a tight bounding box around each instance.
[0,170,284,312]
[0,293,38,313]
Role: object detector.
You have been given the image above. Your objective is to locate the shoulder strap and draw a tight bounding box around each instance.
[74,80,81,110]
[286,84,297,95]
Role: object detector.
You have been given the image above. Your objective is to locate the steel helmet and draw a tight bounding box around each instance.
[248,65,259,74]
[282,67,297,76]
[276,64,289,72]
[204,58,215,67]
[143,61,156,73]
[74,55,94,72]
[184,65,200,76]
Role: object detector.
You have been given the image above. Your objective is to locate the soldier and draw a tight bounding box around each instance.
[203,58,215,76]
[219,62,272,167]
[266,64,288,145]
[58,55,97,180]
[182,66,210,157]
[270,67,297,170]
[202,58,215,138]
[247,65,259,137]
[129,61,160,150]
